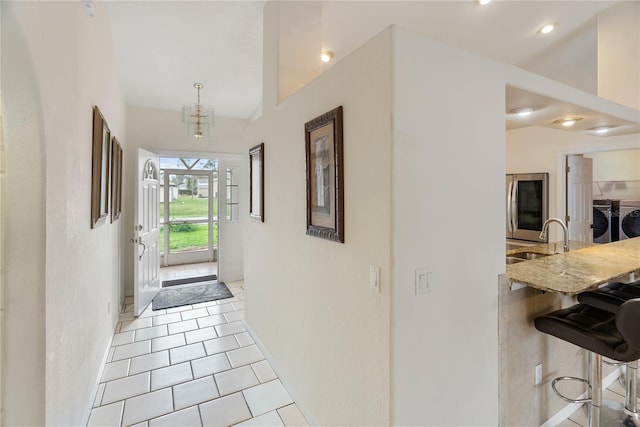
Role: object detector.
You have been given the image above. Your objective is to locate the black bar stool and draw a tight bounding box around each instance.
[535,299,640,427]
[578,280,640,313]
[578,279,640,418]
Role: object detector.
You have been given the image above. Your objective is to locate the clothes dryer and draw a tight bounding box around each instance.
[619,200,640,240]
[593,200,619,243]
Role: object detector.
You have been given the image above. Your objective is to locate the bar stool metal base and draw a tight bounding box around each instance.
[584,359,640,427]
[618,367,640,394]
[605,362,640,393]
[584,401,640,427]
[617,376,640,392]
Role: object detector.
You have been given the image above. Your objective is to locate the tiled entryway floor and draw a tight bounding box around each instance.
[91,263,637,427]
[158,262,218,283]
[87,276,308,426]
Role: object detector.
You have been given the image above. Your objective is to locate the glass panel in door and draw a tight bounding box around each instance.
[167,173,209,254]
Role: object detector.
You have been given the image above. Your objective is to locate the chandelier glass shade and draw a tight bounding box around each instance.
[182,83,214,139]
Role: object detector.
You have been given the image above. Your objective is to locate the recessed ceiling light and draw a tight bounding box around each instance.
[539,23,556,34]
[320,51,333,63]
[477,0,492,5]
[553,117,582,127]
[590,126,615,134]
[508,107,535,117]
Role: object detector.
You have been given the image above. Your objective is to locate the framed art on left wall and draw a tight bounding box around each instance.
[110,136,123,222]
[91,106,110,228]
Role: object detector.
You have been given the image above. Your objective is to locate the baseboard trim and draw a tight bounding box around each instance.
[243,320,317,426]
[540,367,622,427]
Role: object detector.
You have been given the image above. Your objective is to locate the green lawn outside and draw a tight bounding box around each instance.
[160,195,218,220]
[160,223,218,253]
[159,196,219,253]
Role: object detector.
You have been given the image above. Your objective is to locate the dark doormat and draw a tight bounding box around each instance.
[152,281,233,310]
[162,274,218,288]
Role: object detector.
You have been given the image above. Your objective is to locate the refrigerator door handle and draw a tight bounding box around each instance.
[507,179,514,233]
[511,180,518,232]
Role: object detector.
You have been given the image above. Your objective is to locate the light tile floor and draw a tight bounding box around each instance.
[87,264,308,427]
[96,263,637,426]
[159,262,218,283]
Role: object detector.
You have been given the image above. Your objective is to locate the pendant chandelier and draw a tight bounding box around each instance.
[182,83,214,139]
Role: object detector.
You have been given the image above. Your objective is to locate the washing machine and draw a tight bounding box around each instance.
[593,200,619,243]
[619,200,640,240]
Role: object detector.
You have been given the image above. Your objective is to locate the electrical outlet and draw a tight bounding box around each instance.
[535,363,542,385]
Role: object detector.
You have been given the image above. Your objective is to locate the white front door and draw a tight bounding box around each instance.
[566,154,593,242]
[134,149,161,316]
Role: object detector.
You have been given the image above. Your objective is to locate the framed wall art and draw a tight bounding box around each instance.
[91,106,110,228]
[249,142,265,222]
[304,106,344,243]
[110,136,123,222]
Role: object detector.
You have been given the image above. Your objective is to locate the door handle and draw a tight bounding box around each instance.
[138,241,147,261]
[130,238,146,260]
[507,180,514,233]
[511,182,518,231]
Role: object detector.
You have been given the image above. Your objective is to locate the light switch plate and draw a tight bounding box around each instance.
[415,268,431,296]
[369,265,380,293]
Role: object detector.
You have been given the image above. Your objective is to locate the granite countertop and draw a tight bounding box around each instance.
[506,237,640,295]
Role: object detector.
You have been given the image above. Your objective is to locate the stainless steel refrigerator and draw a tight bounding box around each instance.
[506,173,549,242]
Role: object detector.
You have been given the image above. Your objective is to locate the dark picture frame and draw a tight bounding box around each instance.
[91,106,110,228]
[110,137,123,223]
[249,142,265,222]
[304,106,344,243]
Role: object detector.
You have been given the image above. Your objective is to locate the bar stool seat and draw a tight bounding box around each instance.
[534,304,627,361]
[578,281,640,314]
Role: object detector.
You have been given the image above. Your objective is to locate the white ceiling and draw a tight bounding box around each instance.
[106,1,264,119]
[505,86,640,136]
[105,0,619,120]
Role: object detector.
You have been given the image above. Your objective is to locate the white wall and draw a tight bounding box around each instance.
[277,1,322,102]
[2,6,46,423]
[123,106,247,294]
[507,126,640,239]
[243,14,392,425]
[586,148,640,181]
[598,1,640,110]
[0,7,4,409]
[2,2,126,425]
[522,22,597,95]
[391,27,504,425]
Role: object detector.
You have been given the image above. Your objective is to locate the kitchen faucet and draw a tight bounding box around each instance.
[540,218,569,253]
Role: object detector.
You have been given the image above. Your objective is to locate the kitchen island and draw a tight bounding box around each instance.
[499,237,640,426]
[506,237,640,295]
